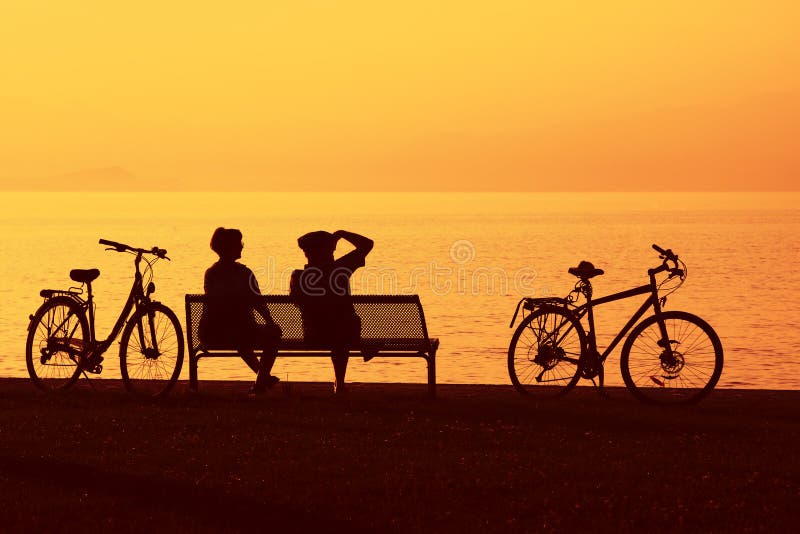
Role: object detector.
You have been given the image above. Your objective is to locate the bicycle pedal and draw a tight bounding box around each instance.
[85,364,103,374]
[82,355,104,374]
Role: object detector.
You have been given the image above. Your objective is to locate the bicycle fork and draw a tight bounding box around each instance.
[135,306,162,359]
[650,326,683,387]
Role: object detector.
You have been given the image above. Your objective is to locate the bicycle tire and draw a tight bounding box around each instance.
[119,302,184,397]
[620,311,723,404]
[508,306,586,398]
[26,296,87,392]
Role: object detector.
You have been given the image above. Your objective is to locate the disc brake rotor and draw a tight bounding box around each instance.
[660,351,685,377]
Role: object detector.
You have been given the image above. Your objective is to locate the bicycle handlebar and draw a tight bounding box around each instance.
[652,244,676,261]
[99,238,126,250]
[650,244,683,278]
[99,239,169,260]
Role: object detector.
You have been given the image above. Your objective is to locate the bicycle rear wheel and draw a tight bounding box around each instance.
[621,311,723,404]
[508,306,586,397]
[26,297,87,392]
[120,302,184,397]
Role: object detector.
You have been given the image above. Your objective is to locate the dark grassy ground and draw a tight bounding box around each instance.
[1,378,798,532]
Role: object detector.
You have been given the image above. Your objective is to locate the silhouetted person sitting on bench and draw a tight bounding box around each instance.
[199,227,280,395]
[290,230,373,395]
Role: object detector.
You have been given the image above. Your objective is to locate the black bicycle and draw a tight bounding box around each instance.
[26,239,184,397]
[508,245,723,404]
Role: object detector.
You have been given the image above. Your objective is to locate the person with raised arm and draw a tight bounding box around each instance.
[290,229,373,395]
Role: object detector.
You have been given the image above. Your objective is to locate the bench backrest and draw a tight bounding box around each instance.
[185,294,433,353]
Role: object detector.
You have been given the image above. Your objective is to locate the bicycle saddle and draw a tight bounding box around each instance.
[568,261,604,279]
[69,268,100,283]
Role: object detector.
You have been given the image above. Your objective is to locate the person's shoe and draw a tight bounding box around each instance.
[333,381,348,396]
[249,376,280,397]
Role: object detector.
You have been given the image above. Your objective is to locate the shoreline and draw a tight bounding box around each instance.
[2,379,798,531]
[15,375,797,392]
[2,376,798,394]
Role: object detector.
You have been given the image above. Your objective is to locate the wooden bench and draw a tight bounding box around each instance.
[185,294,439,396]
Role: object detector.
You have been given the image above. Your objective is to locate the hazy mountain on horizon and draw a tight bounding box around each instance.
[3,166,138,191]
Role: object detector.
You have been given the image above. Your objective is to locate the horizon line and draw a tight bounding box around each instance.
[3,189,800,194]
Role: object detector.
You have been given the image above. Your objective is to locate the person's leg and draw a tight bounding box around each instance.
[331,347,349,393]
[240,353,260,373]
[253,324,280,391]
[254,348,278,389]
[331,315,358,393]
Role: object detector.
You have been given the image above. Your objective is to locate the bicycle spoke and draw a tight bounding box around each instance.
[509,308,584,397]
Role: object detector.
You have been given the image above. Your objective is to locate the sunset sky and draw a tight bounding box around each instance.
[1,1,797,191]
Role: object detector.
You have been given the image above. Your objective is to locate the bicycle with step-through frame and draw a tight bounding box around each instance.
[25,239,184,397]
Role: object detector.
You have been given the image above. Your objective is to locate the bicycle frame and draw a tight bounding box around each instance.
[571,267,670,364]
[68,252,155,359]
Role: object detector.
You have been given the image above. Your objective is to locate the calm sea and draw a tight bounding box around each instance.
[2,192,798,389]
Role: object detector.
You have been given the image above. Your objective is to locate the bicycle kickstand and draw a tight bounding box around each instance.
[592,374,610,400]
[78,358,101,390]
[80,368,98,390]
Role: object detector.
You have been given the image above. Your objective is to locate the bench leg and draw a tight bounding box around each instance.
[189,352,199,391]
[426,352,436,398]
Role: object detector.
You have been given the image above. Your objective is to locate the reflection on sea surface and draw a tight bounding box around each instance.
[2,192,799,389]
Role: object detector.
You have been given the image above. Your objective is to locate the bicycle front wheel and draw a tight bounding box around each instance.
[120,302,184,397]
[621,311,723,404]
[508,306,586,398]
[26,297,88,392]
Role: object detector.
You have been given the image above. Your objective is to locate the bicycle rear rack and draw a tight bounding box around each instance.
[509,297,570,328]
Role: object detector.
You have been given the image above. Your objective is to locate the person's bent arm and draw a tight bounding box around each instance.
[334,230,373,254]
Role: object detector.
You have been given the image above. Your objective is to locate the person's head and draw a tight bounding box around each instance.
[298,230,337,264]
[210,227,243,261]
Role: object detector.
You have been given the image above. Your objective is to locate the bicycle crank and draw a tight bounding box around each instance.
[580,350,603,380]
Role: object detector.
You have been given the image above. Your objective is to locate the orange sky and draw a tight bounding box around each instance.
[1,1,798,191]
